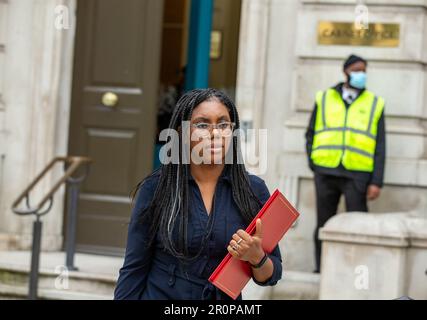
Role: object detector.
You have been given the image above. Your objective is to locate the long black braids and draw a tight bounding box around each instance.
[132,88,263,263]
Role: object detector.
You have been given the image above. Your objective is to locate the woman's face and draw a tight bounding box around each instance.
[189,99,233,165]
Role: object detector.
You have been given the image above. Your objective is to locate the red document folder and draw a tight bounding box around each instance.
[208,189,300,299]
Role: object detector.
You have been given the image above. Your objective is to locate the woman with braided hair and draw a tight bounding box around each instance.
[114,88,282,300]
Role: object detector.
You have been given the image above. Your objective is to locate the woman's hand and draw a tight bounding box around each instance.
[227,219,265,265]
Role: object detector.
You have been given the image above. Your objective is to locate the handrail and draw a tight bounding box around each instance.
[10,155,92,300]
[11,156,92,216]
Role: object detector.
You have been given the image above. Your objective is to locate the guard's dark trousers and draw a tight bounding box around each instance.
[314,173,368,272]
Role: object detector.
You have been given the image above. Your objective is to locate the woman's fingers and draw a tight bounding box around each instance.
[230,239,247,250]
[254,219,263,238]
[227,245,240,258]
[229,239,250,258]
[229,240,240,252]
[229,230,261,261]
[232,233,243,243]
[236,229,252,243]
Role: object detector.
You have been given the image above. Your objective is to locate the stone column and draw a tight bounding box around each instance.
[237,0,275,300]
[236,0,270,133]
[0,0,76,251]
[235,0,270,177]
[0,0,8,228]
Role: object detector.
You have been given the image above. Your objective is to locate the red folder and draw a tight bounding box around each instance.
[208,189,300,299]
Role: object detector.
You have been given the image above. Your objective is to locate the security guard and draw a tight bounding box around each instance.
[305,55,386,273]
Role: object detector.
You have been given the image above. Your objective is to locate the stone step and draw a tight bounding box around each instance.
[0,266,115,300]
[0,250,122,300]
[0,283,111,300]
[270,271,320,300]
[0,250,320,300]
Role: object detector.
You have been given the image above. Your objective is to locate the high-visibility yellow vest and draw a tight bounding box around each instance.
[311,88,384,172]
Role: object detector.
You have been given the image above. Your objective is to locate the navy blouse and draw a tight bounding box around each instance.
[114,168,283,300]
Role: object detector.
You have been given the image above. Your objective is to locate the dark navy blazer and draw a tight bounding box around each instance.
[114,168,283,300]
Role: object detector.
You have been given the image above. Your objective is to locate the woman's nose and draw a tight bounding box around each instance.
[211,128,221,138]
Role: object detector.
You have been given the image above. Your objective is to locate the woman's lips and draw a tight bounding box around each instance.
[205,143,223,153]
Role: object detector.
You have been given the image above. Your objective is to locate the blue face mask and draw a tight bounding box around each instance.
[349,71,367,89]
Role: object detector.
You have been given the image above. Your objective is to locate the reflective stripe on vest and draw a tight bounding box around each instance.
[311,88,384,172]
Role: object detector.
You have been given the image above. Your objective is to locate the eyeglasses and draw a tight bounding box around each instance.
[191,122,235,137]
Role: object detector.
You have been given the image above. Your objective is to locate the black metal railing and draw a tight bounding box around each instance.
[11,156,92,300]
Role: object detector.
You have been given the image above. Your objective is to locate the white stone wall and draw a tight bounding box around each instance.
[0,0,11,249]
[0,0,76,251]
[236,0,427,272]
[0,1,8,216]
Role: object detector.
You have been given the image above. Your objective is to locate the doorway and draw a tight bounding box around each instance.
[68,0,164,255]
[67,0,241,255]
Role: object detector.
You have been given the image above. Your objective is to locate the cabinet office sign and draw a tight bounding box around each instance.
[318,21,400,47]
